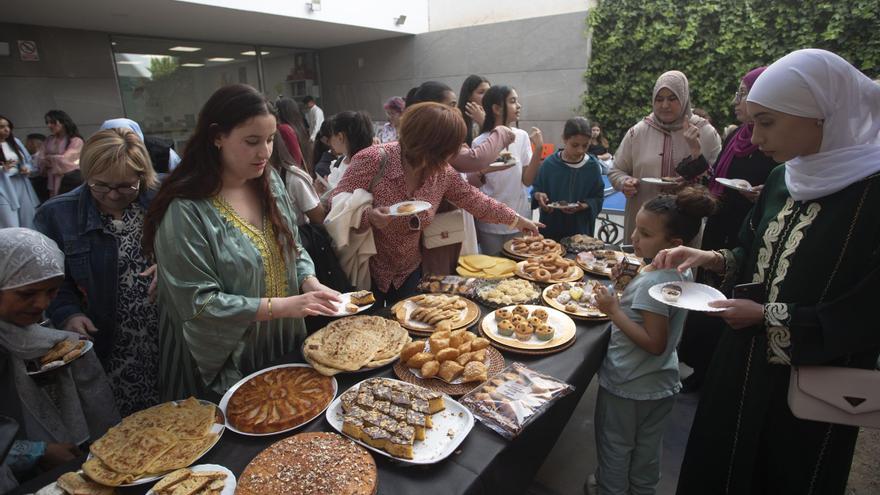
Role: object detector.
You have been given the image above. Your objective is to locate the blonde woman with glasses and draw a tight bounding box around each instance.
[34,127,161,416]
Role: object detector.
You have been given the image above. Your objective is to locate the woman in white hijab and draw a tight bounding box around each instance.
[609,70,722,242]
[654,49,880,495]
[0,228,118,491]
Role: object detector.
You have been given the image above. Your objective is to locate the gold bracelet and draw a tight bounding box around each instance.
[268,298,273,320]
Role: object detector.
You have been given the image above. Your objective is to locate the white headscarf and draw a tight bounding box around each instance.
[0,228,64,290]
[747,49,880,201]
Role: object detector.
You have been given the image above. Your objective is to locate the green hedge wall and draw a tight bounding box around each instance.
[583,0,880,147]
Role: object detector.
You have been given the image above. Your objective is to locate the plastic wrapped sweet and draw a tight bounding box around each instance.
[459,362,574,439]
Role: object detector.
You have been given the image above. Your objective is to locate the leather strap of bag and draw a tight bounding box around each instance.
[368,147,389,194]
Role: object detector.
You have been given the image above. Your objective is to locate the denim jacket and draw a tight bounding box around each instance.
[33,184,156,360]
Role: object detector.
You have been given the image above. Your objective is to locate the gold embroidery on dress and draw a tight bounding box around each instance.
[752,197,794,285]
[768,203,821,302]
[211,196,289,298]
[765,303,792,365]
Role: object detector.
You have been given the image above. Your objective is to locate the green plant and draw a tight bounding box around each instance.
[583,0,880,147]
[149,56,179,79]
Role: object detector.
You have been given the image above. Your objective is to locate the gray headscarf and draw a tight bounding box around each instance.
[646,70,697,132]
[0,228,64,290]
[0,228,118,446]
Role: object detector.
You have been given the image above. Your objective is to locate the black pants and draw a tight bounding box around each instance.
[372,268,422,308]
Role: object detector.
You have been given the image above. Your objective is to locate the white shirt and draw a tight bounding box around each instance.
[327,156,350,191]
[307,105,325,141]
[283,165,321,226]
[473,127,532,234]
[1,142,19,176]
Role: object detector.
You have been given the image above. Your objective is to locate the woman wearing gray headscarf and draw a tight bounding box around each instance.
[0,228,118,491]
[609,71,722,242]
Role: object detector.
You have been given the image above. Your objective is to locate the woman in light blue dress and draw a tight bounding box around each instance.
[0,115,39,228]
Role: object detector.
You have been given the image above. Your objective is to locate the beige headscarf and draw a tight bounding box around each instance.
[646,70,696,132]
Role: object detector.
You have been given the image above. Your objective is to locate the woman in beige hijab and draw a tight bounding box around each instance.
[609,71,722,242]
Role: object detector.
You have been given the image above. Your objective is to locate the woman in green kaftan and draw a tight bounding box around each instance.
[655,49,880,495]
[143,85,341,401]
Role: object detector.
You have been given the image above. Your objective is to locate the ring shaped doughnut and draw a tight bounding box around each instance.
[535,269,551,281]
[542,239,556,247]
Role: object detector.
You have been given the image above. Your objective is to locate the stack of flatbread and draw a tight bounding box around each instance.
[82,398,219,487]
[457,255,516,279]
[303,316,411,376]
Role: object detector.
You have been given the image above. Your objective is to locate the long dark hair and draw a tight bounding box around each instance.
[480,85,515,134]
[143,84,297,260]
[329,111,374,159]
[590,121,610,148]
[0,115,24,164]
[311,120,333,175]
[275,98,312,173]
[406,81,454,107]
[44,110,81,141]
[458,75,489,145]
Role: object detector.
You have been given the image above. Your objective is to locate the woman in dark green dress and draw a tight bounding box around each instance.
[654,49,880,495]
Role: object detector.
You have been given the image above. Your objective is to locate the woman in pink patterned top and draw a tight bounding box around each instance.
[34,110,84,199]
[333,102,542,305]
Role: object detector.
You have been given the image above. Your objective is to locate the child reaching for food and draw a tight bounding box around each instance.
[531,117,605,240]
[588,185,716,494]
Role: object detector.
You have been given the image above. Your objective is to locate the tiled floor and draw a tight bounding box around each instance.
[527,366,698,495]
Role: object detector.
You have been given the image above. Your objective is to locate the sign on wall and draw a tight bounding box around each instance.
[18,40,39,62]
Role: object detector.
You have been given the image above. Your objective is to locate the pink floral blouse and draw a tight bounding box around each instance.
[333,143,518,292]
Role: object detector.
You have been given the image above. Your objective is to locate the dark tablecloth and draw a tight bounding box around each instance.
[14,306,610,495]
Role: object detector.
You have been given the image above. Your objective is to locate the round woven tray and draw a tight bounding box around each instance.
[477,328,578,356]
[392,345,506,396]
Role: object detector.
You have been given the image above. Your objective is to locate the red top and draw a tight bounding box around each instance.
[333,143,518,292]
[277,123,305,169]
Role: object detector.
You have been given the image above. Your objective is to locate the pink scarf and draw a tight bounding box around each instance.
[709,67,767,196]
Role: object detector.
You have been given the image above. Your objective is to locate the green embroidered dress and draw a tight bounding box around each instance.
[154,170,315,401]
[677,166,880,494]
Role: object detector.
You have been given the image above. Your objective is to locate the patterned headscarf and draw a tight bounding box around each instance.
[0,228,64,290]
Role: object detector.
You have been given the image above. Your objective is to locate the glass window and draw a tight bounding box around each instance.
[111,36,260,150]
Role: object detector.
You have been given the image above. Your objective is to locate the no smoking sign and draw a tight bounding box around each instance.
[18,40,39,62]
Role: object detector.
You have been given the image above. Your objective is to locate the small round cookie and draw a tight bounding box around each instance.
[535,324,555,341]
[565,302,579,313]
[497,319,515,336]
[495,308,513,321]
[512,305,530,318]
[532,308,549,322]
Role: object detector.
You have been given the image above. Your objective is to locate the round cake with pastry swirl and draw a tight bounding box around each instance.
[226,366,336,434]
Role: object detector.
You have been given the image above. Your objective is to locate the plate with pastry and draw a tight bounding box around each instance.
[389,200,431,216]
[219,364,337,436]
[36,471,112,495]
[714,177,754,192]
[560,234,606,254]
[503,234,565,259]
[399,331,500,384]
[303,315,411,376]
[326,377,474,464]
[473,278,541,309]
[331,290,375,316]
[576,249,643,277]
[542,281,610,320]
[648,281,727,312]
[641,176,681,185]
[391,293,481,335]
[146,464,235,495]
[480,304,576,350]
[27,339,93,376]
[546,200,579,209]
[515,254,584,284]
[83,398,225,487]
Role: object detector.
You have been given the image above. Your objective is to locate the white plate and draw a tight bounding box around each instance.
[546,202,578,209]
[488,160,515,168]
[87,399,225,487]
[331,292,374,317]
[640,177,679,185]
[219,363,337,437]
[389,200,431,216]
[326,379,474,465]
[27,340,94,376]
[714,177,753,192]
[648,281,727,312]
[481,305,576,350]
[146,464,236,495]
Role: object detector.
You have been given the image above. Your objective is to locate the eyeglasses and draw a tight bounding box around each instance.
[733,89,748,103]
[89,181,140,195]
